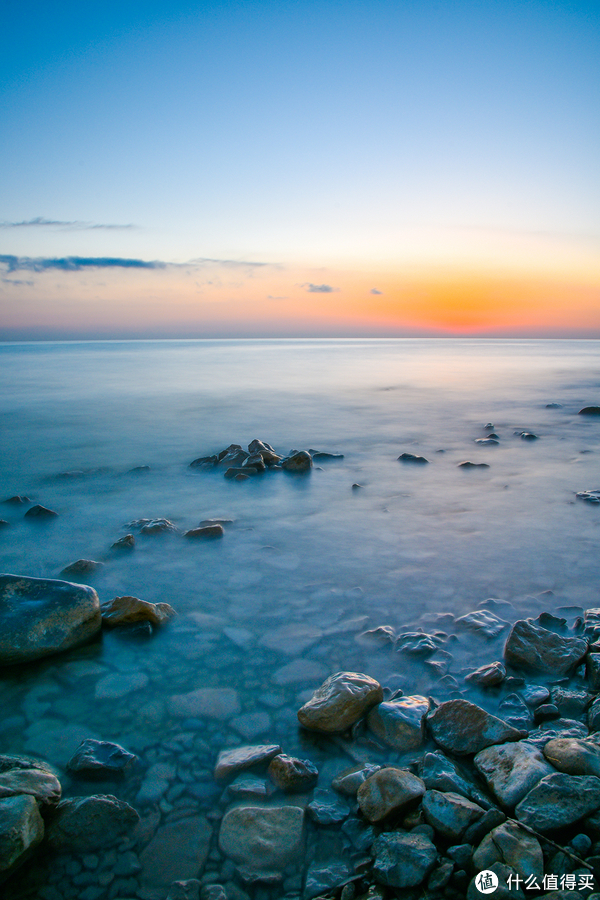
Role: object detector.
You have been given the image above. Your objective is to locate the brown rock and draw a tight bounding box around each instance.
[101,595,175,628]
[357,767,425,823]
[297,671,383,733]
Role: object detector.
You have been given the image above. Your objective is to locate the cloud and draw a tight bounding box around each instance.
[0,217,135,230]
[370,288,383,295]
[189,257,269,269]
[302,283,339,293]
[1,278,34,286]
[0,255,166,273]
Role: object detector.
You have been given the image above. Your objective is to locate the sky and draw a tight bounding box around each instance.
[1,0,599,339]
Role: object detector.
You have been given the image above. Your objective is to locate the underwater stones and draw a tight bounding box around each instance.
[111,533,135,549]
[0,574,101,665]
[504,619,588,675]
[515,773,600,832]
[306,788,350,825]
[398,452,429,463]
[372,831,437,888]
[356,767,425,823]
[396,631,444,655]
[297,671,383,733]
[46,794,140,851]
[168,687,240,721]
[218,805,304,875]
[0,794,44,878]
[60,559,104,576]
[100,595,176,628]
[427,699,524,756]
[579,406,600,416]
[24,504,58,519]
[281,450,312,472]
[184,524,224,538]
[474,741,554,808]
[422,790,485,841]
[139,816,212,894]
[465,661,506,687]
[67,739,137,779]
[543,738,600,777]
[95,671,149,700]
[214,745,282,781]
[366,695,430,751]
[455,609,509,638]
[267,754,318,793]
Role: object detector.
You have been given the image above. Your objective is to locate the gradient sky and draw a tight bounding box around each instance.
[1,0,599,338]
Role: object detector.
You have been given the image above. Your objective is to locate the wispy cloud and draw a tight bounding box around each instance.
[302,283,339,293]
[1,278,34,286]
[0,217,135,230]
[189,257,269,269]
[0,255,166,273]
[371,288,383,295]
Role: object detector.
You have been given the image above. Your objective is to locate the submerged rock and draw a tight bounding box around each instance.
[267,754,318,793]
[24,504,58,519]
[46,794,140,851]
[0,574,101,665]
[111,533,135,550]
[214,745,282,781]
[297,671,383,733]
[140,818,211,895]
[458,461,490,469]
[101,595,175,628]
[504,619,588,675]
[465,661,506,687]
[398,452,429,464]
[218,805,304,875]
[281,451,312,472]
[60,559,104,576]
[331,763,382,797]
[455,609,509,638]
[67,739,137,779]
[427,699,524,756]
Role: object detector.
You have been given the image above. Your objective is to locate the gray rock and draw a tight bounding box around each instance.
[214,745,282,781]
[515,773,600,832]
[474,741,555,808]
[498,693,532,731]
[218,805,304,876]
[0,794,44,878]
[473,820,543,881]
[367,695,429,751]
[0,765,61,806]
[307,789,350,825]
[304,861,351,900]
[60,559,104,576]
[0,574,101,665]
[281,451,312,472]
[465,661,506,687]
[587,654,600,691]
[422,790,485,840]
[331,762,382,797]
[24,504,58,519]
[139,817,212,894]
[248,440,281,466]
[67,739,137,779]
[543,738,600,777]
[455,610,509,638]
[420,750,492,808]
[396,631,444,655]
[267,754,318,793]
[138,517,178,534]
[184,525,224,539]
[550,687,592,718]
[168,688,240,720]
[579,407,600,415]
[297,671,383,733]
[398,452,429,464]
[357,767,425,823]
[504,619,588,675]
[111,533,135,550]
[46,794,140,851]
[372,831,437,888]
[520,683,551,707]
[427,699,524,755]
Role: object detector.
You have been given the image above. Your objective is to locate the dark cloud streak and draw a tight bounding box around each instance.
[0,255,165,273]
[0,217,135,230]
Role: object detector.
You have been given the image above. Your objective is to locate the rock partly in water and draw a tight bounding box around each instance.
[465,661,506,686]
[24,504,58,519]
[111,533,135,550]
[357,767,425,823]
[214,745,282,781]
[67,739,137,779]
[0,574,101,665]
[306,789,350,826]
[267,754,318,793]
[0,762,61,807]
[398,452,429,464]
[427,699,524,756]
[504,618,588,675]
[515,773,600,832]
[139,816,212,895]
[297,671,383,733]
[367,695,429,751]
[45,794,140,851]
[331,763,382,797]
[184,524,224,539]
[60,559,104,576]
[281,451,313,472]
[579,406,600,416]
[100,595,176,628]
[455,609,509,638]
[0,794,45,880]
[474,740,555,808]
[543,738,600,777]
[458,461,490,469]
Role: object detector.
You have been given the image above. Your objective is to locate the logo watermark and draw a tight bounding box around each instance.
[475,870,498,894]
[475,870,595,894]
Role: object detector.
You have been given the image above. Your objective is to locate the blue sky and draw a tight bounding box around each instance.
[1,0,599,337]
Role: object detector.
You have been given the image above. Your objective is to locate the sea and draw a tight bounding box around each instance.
[1,338,599,896]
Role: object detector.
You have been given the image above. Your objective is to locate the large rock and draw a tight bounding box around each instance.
[427,699,524,755]
[0,765,61,807]
[281,451,312,472]
[473,820,543,882]
[367,695,429,751]
[297,672,383,733]
[422,790,485,841]
[332,763,382,797]
[67,739,137,779]
[214,745,282,781]
[515,773,600,832]
[0,574,101,665]
[45,794,140,851]
[101,595,175,628]
[0,794,45,879]
[139,815,212,894]
[504,619,588,675]
[543,738,600,777]
[372,831,437,888]
[267,754,318,793]
[474,741,555,808]
[420,751,492,808]
[219,805,304,876]
[357,767,425,823]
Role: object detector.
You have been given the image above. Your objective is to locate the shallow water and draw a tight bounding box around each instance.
[1,338,600,897]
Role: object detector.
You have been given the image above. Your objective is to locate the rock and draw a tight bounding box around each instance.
[3,496,30,505]
[587,654,600,690]
[24,504,58,519]
[359,625,396,646]
[331,763,382,797]
[190,455,219,468]
[458,461,490,468]
[46,794,140,851]
[357,767,425,823]
[227,774,272,801]
[515,773,600,832]
[519,432,538,440]
[297,671,383,733]
[60,559,104,576]
[543,738,600,777]
[95,671,148,699]
[0,574,101,665]
[166,881,201,900]
[307,789,350,825]
[474,740,555,808]
[427,699,524,756]
[367,695,429,751]
[309,450,344,461]
[372,831,437,888]
[267,755,318,793]
[214,745,282,781]
[550,687,591,718]
[455,610,509,638]
[465,661,506,687]
[0,765,61,806]
[475,438,499,445]
[168,687,240,721]
[248,440,281,465]
[67,739,137,779]
[184,525,224,539]
[304,861,351,899]
[527,718,588,748]
[534,703,560,723]
[398,452,429,464]
[224,466,257,479]
[101,595,176,628]
[579,407,600,416]
[396,631,444,655]
[420,751,492,808]
[520,683,551,707]
[498,693,532,731]
[504,619,588,675]
[473,820,544,881]
[111,533,135,549]
[0,794,45,878]
[218,806,304,876]
[139,816,212,894]
[422,790,485,840]
[281,451,312,472]
[577,490,600,504]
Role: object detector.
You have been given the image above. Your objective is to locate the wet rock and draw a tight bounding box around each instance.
[248,439,281,465]
[218,806,304,876]
[366,695,429,751]
[357,767,425,823]
[0,763,61,807]
[465,661,506,687]
[422,790,485,840]
[169,687,240,721]
[267,754,318,793]
[520,684,551,707]
[166,881,201,900]
[527,718,588,748]
[589,699,600,732]
[504,619,588,675]
[550,687,591,718]
[0,794,44,878]
[140,518,178,534]
[24,504,58,519]
[398,452,429,464]
[420,751,492,808]
[101,595,176,628]
[3,496,30,505]
[359,625,396,646]
[184,524,224,539]
[331,763,382,797]
[427,699,524,756]
[515,773,600,832]
[577,490,600,504]
[297,671,383,733]
[372,831,437,888]
[46,794,140,851]
[475,438,499,445]
[189,454,218,469]
[139,816,212,895]
[587,653,600,690]
[474,740,555,808]
[455,610,509,638]
[281,451,312,472]
[304,861,351,899]
[227,774,272,801]
[498,693,532,731]
[458,461,490,468]
[67,739,137,779]
[60,559,104,577]
[307,789,350,825]
[214,745,282,781]
[519,432,538,441]
[111,533,135,550]
[543,738,600,777]
[396,631,444,655]
[579,407,600,416]
[0,574,101,665]
[534,703,560,723]
[473,820,543,882]
[309,450,344,461]
[224,466,257,479]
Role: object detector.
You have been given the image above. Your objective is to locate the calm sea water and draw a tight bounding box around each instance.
[1,338,600,895]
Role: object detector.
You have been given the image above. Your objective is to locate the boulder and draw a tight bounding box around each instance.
[60,559,104,576]
[111,533,135,549]
[465,661,506,686]
[101,595,175,628]
[248,440,281,465]
[267,754,318,793]
[372,831,437,888]
[331,763,382,797]
[543,738,600,777]
[473,820,543,882]
[0,574,101,665]
[0,764,61,807]
[24,504,58,519]
[422,790,485,840]
[579,407,600,415]
[0,794,44,879]
[367,695,429,751]
[67,739,137,778]
[218,805,304,875]
[357,767,425,823]
[420,750,492,808]
[184,525,224,539]
[45,794,140,851]
[427,699,524,755]
[474,740,555,808]
[515,773,600,832]
[214,745,282,781]
[297,671,383,733]
[281,451,312,472]
[504,619,588,675]
[398,453,429,464]
[455,610,509,638]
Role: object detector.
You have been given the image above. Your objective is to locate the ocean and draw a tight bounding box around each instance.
[1,337,599,896]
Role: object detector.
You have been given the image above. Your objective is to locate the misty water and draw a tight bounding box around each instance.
[1,338,600,897]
